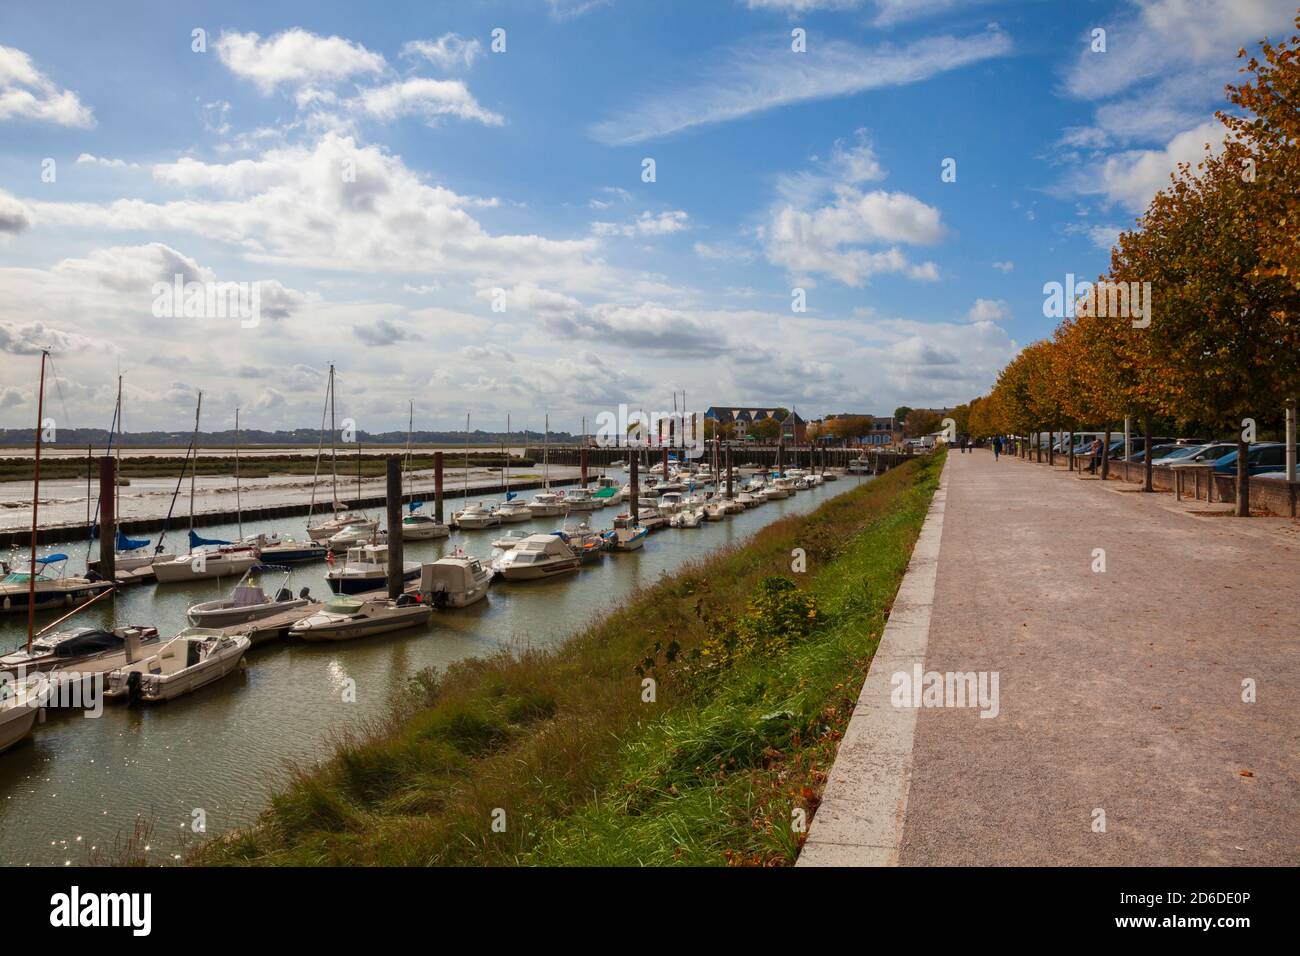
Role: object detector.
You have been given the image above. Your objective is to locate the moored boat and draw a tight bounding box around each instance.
[104,628,249,703]
[492,533,580,580]
[326,544,420,595]
[0,623,160,673]
[420,550,493,608]
[0,556,114,614]
[186,565,310,627]
[0,674,50,752]
[289,595,432,641]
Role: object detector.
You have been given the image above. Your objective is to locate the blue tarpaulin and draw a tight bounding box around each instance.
[115,529,150,551]
[408,501,426,513]
[505,491,518,501]
[188,530,231,549]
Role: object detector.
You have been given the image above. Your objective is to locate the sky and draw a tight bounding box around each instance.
[0,0,1295,436]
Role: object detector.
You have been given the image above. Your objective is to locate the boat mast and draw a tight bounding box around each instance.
[307,365,330,530]
[329,365,339,514]
[114,374,123,525]
[504,412,510,500]
[187,392,203,535]
[234,406,242,540]
[26,349,49,655]
[463,412,470,502]
[544,412,550,491]
[404,400,414,509]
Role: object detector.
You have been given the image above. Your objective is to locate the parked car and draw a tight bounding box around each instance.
[1130,443,1183,463]
[1255,469,1295,480]
[1211,443,1297,475]
[1155,443,1237,467]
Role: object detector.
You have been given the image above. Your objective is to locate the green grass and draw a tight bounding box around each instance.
[195,449,943,866]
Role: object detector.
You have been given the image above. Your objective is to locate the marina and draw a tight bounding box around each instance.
[0,461,873,865]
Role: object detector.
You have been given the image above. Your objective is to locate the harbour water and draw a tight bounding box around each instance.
[0,473,871,865]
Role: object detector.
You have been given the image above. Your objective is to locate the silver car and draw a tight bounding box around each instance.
[1153,443,1238,468]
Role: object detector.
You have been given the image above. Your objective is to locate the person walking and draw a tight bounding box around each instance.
[993,436,1002,461]
[1087,436,1103,474]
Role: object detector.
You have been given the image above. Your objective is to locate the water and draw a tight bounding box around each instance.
[0,474,869,865]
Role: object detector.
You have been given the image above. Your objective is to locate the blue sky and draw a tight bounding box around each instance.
[1,0,1294,434]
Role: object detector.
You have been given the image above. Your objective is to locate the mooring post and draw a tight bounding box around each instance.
[580,445,589,487]
[434,451,444,523]
[725,443,733,499]
[630,455,640,526]
[386,456,404,600]
[661,446,669,479]
[98,455,116,586]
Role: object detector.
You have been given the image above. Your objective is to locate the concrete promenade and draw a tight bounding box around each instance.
[800,449,1299,866]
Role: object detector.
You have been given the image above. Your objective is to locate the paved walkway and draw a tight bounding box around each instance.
[801,450,1299,866]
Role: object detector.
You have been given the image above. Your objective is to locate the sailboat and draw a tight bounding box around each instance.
[401,401,449,540]
[528,413,566,517]
[496,413,531,522]
[151,396,260,584]
[307,365,376,542]
[97,375,174,572]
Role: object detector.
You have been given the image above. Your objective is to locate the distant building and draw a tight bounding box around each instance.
[705,406,807,443]
[815,413,901,446]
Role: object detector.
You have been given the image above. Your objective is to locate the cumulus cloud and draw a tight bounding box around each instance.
[0,190,32,234]
[353,77,503,127]
[966,298,1010,323]
[592,210,689,238]
[1066,120,1225,212]
[0,45,94,127]
[215,29,386,93]
[0,320,100,355]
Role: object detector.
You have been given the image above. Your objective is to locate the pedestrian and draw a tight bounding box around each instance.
[1087,436,1103,474]
[993,436,1001,461]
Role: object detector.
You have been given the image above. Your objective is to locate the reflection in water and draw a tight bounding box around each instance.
[0,476,869,864]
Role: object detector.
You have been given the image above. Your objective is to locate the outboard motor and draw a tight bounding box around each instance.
[125,671,142,706]
[431,587,450,610]
[298,586,312,600]
[275,587,293,602]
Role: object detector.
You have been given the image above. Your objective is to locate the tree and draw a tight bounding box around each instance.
[904,408,941,438]
[748,417,780,442]
[893,406,914,424]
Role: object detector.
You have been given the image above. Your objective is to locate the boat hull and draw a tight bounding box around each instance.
[0,581,114,614]
[498,559,580,581]
[152,553,258,583]
[186,598,310,628]
[327,566,421,595]
[293,606,432,641]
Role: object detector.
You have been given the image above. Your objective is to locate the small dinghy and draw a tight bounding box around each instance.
[491,529,528,550]
[670,507,705,528]
[289,594,432,641]
[104,628,249,703]
[0,673,50,752]
[602,526,648,551]
[421,550,493,608]
[186,565,310,627]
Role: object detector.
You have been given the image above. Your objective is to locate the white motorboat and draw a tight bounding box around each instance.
[720,497,745,515]
[822,469,840,481]
[0,555,114,614]
[308,513,375,543]
[401,511,450,540]
[491,529,529,550]
[592,476,623,506]
[289,595,432,641]
[326,525,385,552]
[104,628,249,703]
[420,550,493,608]
[1,624,160,673]
[326,544,420,595]
[657,491,686,515]
[847,456,872,473]
[614,499,664,530]
[186,566,310,627]
[249,532,328,563]
[602,526,648,551]
[493,533,581,580]
[763,480,790,500]
[0,673,50,752]
[454,500,502,530]
[559,488,597,512]
[496,498,533,523]
[703,501,728,521]
[670,507,704,528]
[526,492,566,517]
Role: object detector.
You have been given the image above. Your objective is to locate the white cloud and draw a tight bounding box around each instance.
[1068,120,1225,212]
[76,153,135,169]
[742,0,993,24]
[401,34,483,71]
[216,29,386,93]
[30,134,601,287]
[589,26,1011,144]
[0,319,101,355]
[965,298,1010,323]
[0,44,94,127]
[354,78,503,127]
[991,260,1014,273]
[592,210,689,237]
[0,190,32,234]
[694,240,757,264]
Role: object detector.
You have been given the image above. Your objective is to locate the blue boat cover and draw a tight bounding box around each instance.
[408,500,425,513]
[505,491,518,501]
[116,529,150,551]
[188,530,231,548]
[36,553,68,564]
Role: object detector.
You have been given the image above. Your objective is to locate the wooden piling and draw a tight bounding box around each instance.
[725,443,733,499]
[630,455,640,526]
[98,455,116,586]
[434,451,444,522]
[580,446,589,487]
[386,456,404,600]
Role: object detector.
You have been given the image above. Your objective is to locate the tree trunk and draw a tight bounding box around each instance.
[1143,417,1153,492]
[1048,428,1055,467]
[1067,428,1075,472]
[1037,430,1042,463]
[1236,437,1249,517]
[1100,427,1111,480]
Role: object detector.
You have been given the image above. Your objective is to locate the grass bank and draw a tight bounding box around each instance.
[197,449,944,866]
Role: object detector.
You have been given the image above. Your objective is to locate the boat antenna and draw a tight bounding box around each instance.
[26,349,50,655]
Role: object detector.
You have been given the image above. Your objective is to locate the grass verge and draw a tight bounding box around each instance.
[195,448,944,866]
